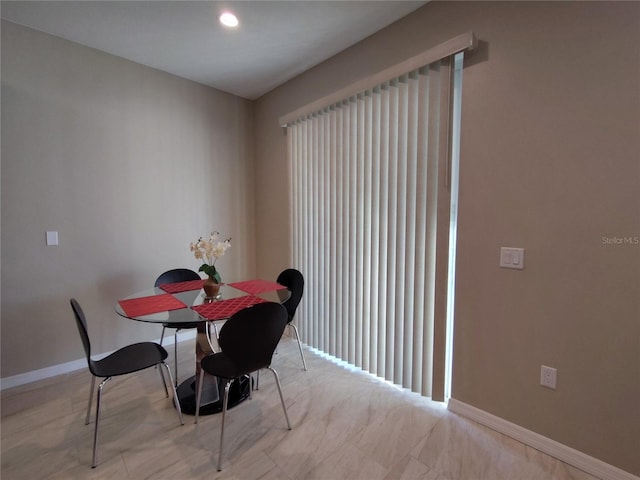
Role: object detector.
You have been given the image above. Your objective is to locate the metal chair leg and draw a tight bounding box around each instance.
[194,364,234,478]
[206,322,218,352]
[268,367,291,430]
[158,361,169,397]
[289,323,307,371]
[218,380,232,472]
[156,326,167,371]
[256,369,260,390]
[92,377,111,468]
[85,376,96,425]
[173,331,179,387]
[194,369,205,424]
[211,323,220,353]
[162,362,184,425]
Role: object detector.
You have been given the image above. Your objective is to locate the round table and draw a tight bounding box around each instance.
[116,282,289,415]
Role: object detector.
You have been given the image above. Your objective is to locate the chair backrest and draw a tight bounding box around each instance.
[218,302,288,374]
[154,268,200,287]
[70,298,94,372]
[276,269,304,323]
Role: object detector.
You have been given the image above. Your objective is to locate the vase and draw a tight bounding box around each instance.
[203,277,221,300]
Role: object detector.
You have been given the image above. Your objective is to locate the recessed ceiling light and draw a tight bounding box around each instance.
[219,11,239,28]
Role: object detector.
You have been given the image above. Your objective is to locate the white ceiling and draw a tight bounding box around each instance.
[1,1,427,100]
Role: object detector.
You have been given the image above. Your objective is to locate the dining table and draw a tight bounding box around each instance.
[116,278,290,416]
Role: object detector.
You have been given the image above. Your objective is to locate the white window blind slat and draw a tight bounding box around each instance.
[362,93,373,372]
[386,83,398,383]
[370,91,381,376]
[339,104,347,358]
[322,113,331,354]
[412,71,429,394]
[355,95,365,368]
[329,108,338,356]
[377,85,389,380]
[395,78,408,387]
[348,99,357,365]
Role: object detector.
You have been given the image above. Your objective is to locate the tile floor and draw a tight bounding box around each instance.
[1,336,601,479]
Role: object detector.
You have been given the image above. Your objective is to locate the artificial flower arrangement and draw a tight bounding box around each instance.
[190,232,231,284]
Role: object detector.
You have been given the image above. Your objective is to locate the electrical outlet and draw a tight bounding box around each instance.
[540,365,557,390]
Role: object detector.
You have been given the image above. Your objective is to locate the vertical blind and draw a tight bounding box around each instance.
[284,40,470,398]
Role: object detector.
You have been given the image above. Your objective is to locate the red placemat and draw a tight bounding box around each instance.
[158,279,204,294]
[118,294,187,317]
[191,295,268,321]
[227,279,285,295]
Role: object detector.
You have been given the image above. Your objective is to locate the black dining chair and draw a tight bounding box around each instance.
[277,268,307,371]
[70,298,184,468]
[194,302,292,471]
[155,268,202,385]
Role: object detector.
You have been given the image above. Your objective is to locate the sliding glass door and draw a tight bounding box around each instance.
[285,46,468,400]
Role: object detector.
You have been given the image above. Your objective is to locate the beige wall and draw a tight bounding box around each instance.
[1,21,256,377]
[253,2,639,475]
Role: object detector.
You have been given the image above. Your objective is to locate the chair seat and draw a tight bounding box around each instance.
[201,352,265,380]
[90,342,168,378]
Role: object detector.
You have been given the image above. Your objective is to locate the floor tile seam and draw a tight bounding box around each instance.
[349,440,398,477]
[0,409,81,438]
[396,452,442,479]
[260,451,297,480]
[120,451,133,479]
[266,420,369,480]
[411,413,462,478]
[413,413,547,480]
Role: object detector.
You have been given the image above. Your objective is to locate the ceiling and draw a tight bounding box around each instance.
[1,1,427,100]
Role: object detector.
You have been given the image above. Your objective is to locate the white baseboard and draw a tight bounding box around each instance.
[0,330,197,391]
[447,398,639,480]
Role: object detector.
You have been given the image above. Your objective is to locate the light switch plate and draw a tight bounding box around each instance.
[46,231,59,246]
[500,247,524,269]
